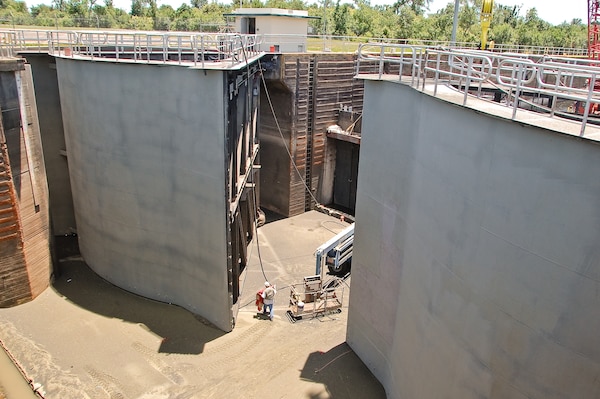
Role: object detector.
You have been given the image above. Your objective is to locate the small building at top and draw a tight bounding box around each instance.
[225,8,319,53]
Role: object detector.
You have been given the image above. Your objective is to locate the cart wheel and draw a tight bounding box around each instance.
[286,310,296,323]
[336,308,342,313]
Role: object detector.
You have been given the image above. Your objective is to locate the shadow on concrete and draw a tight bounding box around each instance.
[300,342,386,399]
[262,208,286,225]
[52,237,225,355]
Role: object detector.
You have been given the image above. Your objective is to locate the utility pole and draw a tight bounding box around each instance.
[451,0,459,46]
[322,0,328,51]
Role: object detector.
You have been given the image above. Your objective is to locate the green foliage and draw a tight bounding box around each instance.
[392,0,429,15]
[0,0,588,50]
[126,14,152,29]
[332,1,350,35]
[191,0,207,8]
[420,4,453,40]
[265,0,306,9]
[0,0,28,13]
[349,0,378,37]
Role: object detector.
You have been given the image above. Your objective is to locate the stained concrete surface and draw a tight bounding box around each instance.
[349,78,600,398]
[57,58,240,331]
[0,211,385,399]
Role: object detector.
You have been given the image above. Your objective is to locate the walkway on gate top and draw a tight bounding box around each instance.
[0,29,264,70]
[3,28,600,138]
[355,43,600,140]
[0,28,588,63]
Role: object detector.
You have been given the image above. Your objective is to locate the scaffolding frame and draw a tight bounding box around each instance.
[286,274,346,322]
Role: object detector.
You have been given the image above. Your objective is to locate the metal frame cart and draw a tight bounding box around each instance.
[286,275,346,322]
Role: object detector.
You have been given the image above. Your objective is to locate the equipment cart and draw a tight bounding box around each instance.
[286,275,346,322]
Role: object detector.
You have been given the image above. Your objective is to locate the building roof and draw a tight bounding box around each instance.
[224,8,320,19]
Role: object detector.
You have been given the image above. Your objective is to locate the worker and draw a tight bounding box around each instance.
[261,281,277,321]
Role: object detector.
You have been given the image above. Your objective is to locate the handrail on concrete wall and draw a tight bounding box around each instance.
[307,35,587,57]
[0,29,263,69]
[0,30,16,57]
[424,49,494,106]
[356,42,600,137]
[0,29,587,59]
[355,43,424,87]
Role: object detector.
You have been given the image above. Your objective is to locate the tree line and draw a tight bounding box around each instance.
[0,0,588,49]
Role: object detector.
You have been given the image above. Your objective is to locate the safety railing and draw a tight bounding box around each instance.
[0,28,588,58]
[1,29,66,54]
[305,35,587,57]
[1,29,263,68]
[356,42,600,137]
[57,31,262,68]
[354,43,424,87]
[0,30,16,57]
[423,49,494,106]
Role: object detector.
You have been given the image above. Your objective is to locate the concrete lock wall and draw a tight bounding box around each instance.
[25,53,76,236]
[56,58,232,331]
[347,79,600,398]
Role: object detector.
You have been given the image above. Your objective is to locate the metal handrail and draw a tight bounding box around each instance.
[423,48,494,105]
[0,29,589,58]
[0,31,16,57]
[355,43,424,86]
[309,35,587,56]
[0,29,263,68]
[356,42,600,137]
[2,29,597,135]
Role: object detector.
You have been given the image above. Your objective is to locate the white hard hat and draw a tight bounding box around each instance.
[264,281,270,287]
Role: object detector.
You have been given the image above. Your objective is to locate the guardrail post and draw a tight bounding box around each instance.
[115,33,120,61]
[511,62,526,119]
[133,34,137,62]
[463,55,472,106]
[378,44,384,79]
[581,74,596,136]
[192,35,198,67]
[433,52,441,96]
[355,44,362,76]
[146,35,150,64]
[201,35,205,69]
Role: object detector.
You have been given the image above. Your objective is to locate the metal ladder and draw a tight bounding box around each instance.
[304,56,316,211]
[0,134,22,246]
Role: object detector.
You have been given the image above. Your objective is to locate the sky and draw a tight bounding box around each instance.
[27,0,589,26]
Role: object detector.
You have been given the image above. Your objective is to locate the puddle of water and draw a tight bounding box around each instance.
[0,345,37,399]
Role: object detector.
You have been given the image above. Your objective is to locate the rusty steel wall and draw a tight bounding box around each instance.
[260,53,364,217]
[0,59,52,307]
